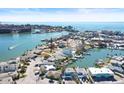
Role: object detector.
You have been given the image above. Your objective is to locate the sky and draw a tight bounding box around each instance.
[0,8,124,22]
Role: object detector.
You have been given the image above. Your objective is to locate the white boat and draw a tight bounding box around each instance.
[8,44,18,50]
[75,55,82,58]
[8,42,24,50]
[8,46,16,50]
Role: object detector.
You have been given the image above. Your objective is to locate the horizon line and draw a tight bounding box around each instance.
[1,21,124,23]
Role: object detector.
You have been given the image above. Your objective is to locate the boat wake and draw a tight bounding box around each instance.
[8,42,24,50]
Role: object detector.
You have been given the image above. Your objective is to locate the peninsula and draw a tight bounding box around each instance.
[0,23,76,34]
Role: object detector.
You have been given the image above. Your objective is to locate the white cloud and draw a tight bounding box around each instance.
[0,8,124,22]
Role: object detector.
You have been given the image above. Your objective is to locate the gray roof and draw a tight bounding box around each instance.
[75,68,87,75]
[65,68,75,73]
[40,60,55,65]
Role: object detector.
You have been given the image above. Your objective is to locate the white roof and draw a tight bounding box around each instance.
[112,40,124,43]
[65,68,75,73]
[76,68,86,75]
[44,65,55,71]
[110,59,124,65]
[47,56,56,61]
[91,37,104,41]
[112,56,124,61]
[89,67,114,75]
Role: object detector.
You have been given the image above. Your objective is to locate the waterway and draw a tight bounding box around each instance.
[0,31,68,61]
[69,48,124,68]
[1,22,124,67]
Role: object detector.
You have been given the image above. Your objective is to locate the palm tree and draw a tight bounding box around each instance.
[49,38,55,53]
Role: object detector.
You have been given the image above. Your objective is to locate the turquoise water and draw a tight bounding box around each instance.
[0,31,68,61]
[1,22,124,66]
[69,48,124,68]
[42,22,124,31]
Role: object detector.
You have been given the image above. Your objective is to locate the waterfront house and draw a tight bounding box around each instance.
[62,48,73,57]
[39,60,55,71]
[110,56,124,66]
[88,67,114,82]
[112,39,124,44]
[108,65,124,74]
[112,56,124,62]
[91,37,105,41]
[20,53,37,61]
[111,43,124,50]
[0,61,17,73]
[62,68,75,80]
[75,68,87,80]
[110,59,124,66]
[58,42,66,48]
[116,44,124,50]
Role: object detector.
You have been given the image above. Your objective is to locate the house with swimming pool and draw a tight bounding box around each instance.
[0,60,17,73]
[62,68,75,80]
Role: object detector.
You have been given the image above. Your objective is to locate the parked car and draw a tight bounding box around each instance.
[34,71,40,76]
[35,64,39,67]
[49,79,54,84]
